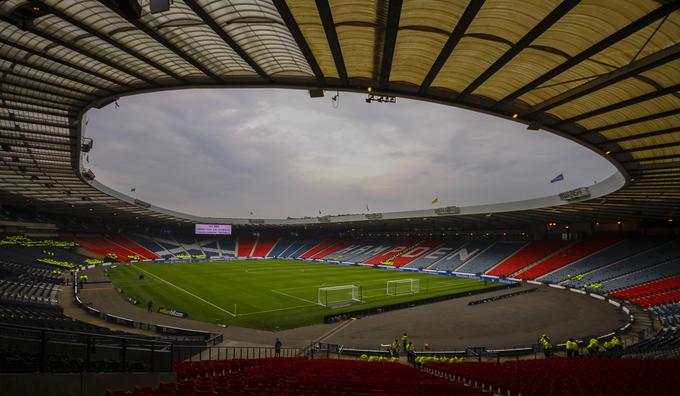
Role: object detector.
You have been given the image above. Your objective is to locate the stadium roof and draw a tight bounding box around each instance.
[0,0,678,227]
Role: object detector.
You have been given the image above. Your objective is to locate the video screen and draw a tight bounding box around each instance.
[195,224,232,235]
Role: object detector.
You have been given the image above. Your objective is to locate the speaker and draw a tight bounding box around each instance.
[308,89,324,98]
[150,0,171,14]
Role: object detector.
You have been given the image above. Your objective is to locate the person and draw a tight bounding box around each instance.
[147,300,153,312]
[565,338,579,357]
[401,333,409,354]
[539,334,552,358]
[587,338,599,356]
[275,338,282,357]
[390,339,399,358]
[406,341,415,365]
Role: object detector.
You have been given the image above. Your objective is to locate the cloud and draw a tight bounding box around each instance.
[86,89,617,218]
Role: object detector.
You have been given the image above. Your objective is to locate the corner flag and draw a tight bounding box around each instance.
[550,173,564,183]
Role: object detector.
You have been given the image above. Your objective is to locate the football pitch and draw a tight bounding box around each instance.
[108,260,499,330]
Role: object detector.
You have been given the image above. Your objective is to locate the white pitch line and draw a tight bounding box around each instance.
[134,265,236,317]
[271,289,318,305]
[235,303,319,317]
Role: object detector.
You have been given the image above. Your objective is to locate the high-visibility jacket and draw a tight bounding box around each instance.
[587,338,599,351]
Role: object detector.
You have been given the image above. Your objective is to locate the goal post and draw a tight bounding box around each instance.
[386,279,420,296]
[317,285,362,307]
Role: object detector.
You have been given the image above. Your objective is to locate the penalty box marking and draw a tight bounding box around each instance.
[134,265,236,317]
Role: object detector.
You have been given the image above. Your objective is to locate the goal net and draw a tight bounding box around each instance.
[386,279,420,296]
[317,285,362,307]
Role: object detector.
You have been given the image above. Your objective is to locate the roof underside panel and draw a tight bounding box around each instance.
[50,0,205,79]
[197,0,314,78]
[431,0,560,94]
[286,0,340,78]
[390,0,468,86]
[139,0,257,77]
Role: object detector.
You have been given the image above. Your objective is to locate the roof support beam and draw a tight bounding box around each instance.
[273,0,326,85]
[0,100,70,117]
[459,0,580,97]
[0,82,85,108]
[552,84,680,127]
[0,53,113,96]
[316,0,348,85]
[621,153,680,164]
[183,0,271,82]
[0,68,95,101]
[0,36,127,90]
[494,1,680,108]
[605,126,680,144]
[379,0,403,89]
[37,3,185,83]
[580,108,680,137]
[0,114,69,129]
[0,15,158,87]
[612,140,680,155]
[523,42,680,117]
[419,0,485,94]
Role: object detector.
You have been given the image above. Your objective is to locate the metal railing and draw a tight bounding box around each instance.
[172,346,303,362]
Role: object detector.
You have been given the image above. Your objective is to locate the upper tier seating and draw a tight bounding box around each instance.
[611,274,680,300]
[539,238,663,283]
[310,240,354,259]
[298,239,336,259]
[515,237,621,280]
[251,237,279,257]
[169,358,484,396]
[456,241,526,274]
[106,235,159,259]
[632,289,680,308]
[486,240,568,277]
[404,240,467,269]
[599,258,680,294]
[426,358,680,396]
[236,236,256,257]
[429,240,495,271]
[564,239,680,289]
[267,238,296,257]
[391,240,443,267]
[364,240,420,265]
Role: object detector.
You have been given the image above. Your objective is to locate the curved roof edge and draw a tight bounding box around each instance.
[85,170,625,226]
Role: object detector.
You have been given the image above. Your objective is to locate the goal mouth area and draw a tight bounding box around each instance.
[317,285,362,308]
[386,279,420,296]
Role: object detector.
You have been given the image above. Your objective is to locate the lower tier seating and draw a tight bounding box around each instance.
[145,358,485,396]
[426,358,680,396]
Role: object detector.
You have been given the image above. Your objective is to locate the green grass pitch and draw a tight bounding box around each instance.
[108,259,498,330]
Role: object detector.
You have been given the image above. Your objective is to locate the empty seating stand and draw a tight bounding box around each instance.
[515,238,620,280]
[426,358,680,396]
[486,240,568,277]
[149,358,483,396]
[612,274,680,300]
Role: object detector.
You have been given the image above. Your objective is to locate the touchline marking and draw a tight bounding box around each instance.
[236,303,318,316]
[271,289,318,305]
[134,266,236,317]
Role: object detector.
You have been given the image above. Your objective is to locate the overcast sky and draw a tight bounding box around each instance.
[85,89,616,218]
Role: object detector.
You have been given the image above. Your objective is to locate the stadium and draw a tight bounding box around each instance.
[0,0,679,395]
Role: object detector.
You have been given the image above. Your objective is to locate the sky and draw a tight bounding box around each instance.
[85,89,617,218]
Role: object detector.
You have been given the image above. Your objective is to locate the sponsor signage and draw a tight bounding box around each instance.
[158,307,189,318]
[434,206,460,215]
[195,223,232,235]
[559,187,591,202]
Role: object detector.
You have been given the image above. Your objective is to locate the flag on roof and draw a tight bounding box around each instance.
[431,197,439,205]
[130,187,136,192]
[550,173,564,183]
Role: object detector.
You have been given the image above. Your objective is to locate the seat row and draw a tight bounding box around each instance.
[107,358,485,396]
